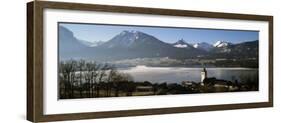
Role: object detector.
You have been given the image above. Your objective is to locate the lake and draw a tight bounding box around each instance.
[118,65,258,84]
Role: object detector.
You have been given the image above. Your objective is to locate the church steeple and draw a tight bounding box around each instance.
[201,65,207,85]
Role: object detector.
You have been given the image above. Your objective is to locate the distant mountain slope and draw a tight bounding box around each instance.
[229,40,258,58]
[59,26,258,61]
[94,31,205,60]
[210,40,258,59]
[99,31,170,49]
[59,26,91,59]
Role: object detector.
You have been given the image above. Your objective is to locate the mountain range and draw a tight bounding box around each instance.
[59,26,258,61]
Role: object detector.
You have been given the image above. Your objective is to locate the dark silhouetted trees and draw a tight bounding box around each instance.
[59,59,134,99]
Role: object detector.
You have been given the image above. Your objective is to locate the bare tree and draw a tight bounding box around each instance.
[106,65,117,96]
[59,60,77,98]
[111,72,132,97]
[58,62,66,98]
[84,61,98,98]
[77,60,85,98]
[90,62,100,98]
[96,63,109,97]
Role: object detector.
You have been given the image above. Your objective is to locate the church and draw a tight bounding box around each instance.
[200,67,238,91]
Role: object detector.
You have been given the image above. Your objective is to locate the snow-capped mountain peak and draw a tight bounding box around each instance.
[213,41,231,48]
[173,39,192,48]
[174,44,188,48]
[193,43,199,48]
[193,42,213,51]
[100,30,164,48]
[176,39,186,44]
[105,30,145,48]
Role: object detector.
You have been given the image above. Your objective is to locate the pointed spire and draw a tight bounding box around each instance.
[203,67,207,72]
[201,63,207,72]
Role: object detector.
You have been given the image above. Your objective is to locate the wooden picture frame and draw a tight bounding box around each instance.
[27,1,273,122]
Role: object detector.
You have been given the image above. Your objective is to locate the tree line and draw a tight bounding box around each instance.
[59,59,133,99]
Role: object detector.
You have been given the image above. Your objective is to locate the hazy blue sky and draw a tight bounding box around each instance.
[60,23,259,44]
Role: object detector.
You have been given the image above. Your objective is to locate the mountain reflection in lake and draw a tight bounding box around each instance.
[118,65,258,84]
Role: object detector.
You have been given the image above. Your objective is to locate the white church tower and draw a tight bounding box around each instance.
[201,67,207,85]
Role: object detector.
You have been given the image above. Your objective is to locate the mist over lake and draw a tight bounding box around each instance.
[118,66,258,84]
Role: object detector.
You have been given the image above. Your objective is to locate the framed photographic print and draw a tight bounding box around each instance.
[27,1,273,122]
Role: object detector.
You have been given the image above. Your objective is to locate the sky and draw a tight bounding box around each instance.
[60,23,259,44]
